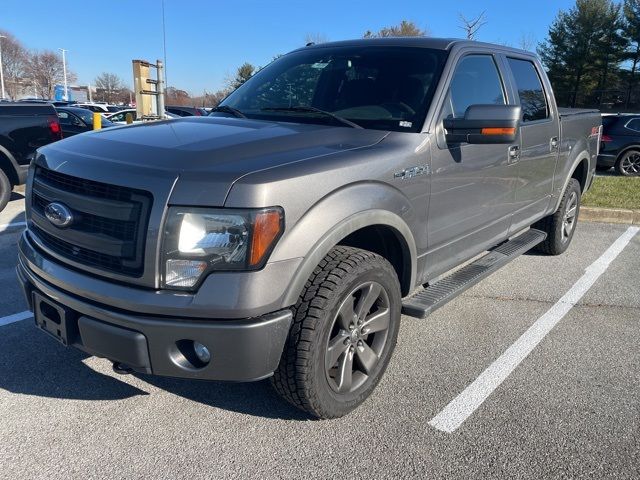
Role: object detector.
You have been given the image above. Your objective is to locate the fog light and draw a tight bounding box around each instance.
[165,259,208,288]
[193,342,211,364]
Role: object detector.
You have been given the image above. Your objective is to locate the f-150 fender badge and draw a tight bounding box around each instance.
[394,165,430,180]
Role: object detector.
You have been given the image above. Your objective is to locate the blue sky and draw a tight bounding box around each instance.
[3,0,575,94]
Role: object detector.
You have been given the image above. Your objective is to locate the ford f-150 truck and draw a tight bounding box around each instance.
[17,38,601,419]
[0,103,62,211]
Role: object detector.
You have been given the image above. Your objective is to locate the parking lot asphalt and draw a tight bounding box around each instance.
[0,193,638,479]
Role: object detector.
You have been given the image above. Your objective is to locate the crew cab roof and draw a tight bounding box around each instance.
[296,37,536,57]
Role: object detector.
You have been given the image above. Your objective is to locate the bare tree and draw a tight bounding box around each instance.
[0,30,27,99]
[165,86,191,106]
[94,72,125,103]
[518,32,537,51]
[364,20,429,38]
[25,50,76,100]
[458,11,487,40]
[304,32,329,45]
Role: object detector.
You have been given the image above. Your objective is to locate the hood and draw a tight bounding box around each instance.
[38,117,388,206]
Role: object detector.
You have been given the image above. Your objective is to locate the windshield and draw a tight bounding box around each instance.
[220,46,447,132]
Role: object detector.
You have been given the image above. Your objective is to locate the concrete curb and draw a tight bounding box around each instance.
[580,206,640,225]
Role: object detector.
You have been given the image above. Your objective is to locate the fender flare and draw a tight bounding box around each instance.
[0,144,21,185]
[552,150,590,213]
[280,209,418,308]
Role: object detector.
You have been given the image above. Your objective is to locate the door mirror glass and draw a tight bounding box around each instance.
[444,104,521,144]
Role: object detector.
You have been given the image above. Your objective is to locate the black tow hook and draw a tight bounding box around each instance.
[112,362,134,375]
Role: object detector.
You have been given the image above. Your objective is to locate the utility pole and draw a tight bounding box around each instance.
[162,0,168,88]
[157,60,165,118]
[0,35,6,99]
[59,48,68,100]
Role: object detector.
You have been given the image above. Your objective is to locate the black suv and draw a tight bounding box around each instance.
[165,105,207,117]
[597,114,640,176]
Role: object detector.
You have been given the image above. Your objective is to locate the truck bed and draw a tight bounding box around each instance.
[558,107,600,117]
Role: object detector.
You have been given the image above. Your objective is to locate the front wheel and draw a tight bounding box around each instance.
[271,246,401,419]
[533,178,581,255]
[615,150,640,176]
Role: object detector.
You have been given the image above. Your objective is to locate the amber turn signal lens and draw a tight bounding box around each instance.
[249,210,283,266]
[481,127,516,135]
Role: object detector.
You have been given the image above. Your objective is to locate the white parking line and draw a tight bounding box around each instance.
[0,221,26,233]
[0,310,32,327]
[429,226,640,434]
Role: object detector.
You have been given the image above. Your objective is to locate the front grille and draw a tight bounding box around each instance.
[30,167,152,277]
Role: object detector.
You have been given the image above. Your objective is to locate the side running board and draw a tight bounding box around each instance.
[402,229,547,319]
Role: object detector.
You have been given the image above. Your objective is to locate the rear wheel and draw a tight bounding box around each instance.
[271,246,401,419]
[533,178,581,255]
[0,170,12,213]
[615,150,640,176]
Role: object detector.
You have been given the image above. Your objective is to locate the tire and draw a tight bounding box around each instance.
[533,178,581,255]
[0,170,11,213]
[615,149,640,176]
[271,246,401,419]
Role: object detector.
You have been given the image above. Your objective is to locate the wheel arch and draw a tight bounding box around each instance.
[278,204,418,308]
[0,145,20,186]
[552,151,591,213]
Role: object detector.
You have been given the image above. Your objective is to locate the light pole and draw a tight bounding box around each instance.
[59,48,68,101]
[0,35,6,99]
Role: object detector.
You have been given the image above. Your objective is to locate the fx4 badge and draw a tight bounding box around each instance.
[394,165,430,180]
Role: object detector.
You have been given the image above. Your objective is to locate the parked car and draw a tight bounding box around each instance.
[18,38,600,419]
[55,106,115,137]
[0,102,62,211]
[597,114,640,176]
[106,109,179,124]
[73,103,109,113]
[104,108,138,123]
[166,105,207,116]
[106,105,127,113]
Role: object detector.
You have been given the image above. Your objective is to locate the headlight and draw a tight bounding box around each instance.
[162,207,284,289]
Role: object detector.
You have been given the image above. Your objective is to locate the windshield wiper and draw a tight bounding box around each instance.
[261,106,362,129]
[210,105,246,118]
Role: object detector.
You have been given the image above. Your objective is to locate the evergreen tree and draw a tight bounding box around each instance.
[538,0,627,107]
[623,0,640,107]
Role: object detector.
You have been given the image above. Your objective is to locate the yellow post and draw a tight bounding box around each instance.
[125,112,133,124]
[93,112,102,130]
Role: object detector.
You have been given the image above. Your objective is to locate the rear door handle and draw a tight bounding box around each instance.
[550,137,559,150]
[508,145,520,164]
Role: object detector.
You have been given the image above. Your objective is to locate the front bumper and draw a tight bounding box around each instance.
[17,247,293,382]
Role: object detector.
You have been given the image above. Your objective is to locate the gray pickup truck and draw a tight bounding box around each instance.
[17,38,600,419]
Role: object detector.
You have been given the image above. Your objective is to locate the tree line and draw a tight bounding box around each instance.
[0,30,78,100]
[539,0,640,110]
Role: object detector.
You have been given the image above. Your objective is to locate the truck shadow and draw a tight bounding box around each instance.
[0,321,309,420]
[0,321,148,401]
[137,374,312,421]
[10,191,25,202]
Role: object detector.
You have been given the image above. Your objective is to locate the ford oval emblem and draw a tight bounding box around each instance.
[44,202,74,228]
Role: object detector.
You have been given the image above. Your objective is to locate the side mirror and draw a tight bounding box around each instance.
[444,104,521,145]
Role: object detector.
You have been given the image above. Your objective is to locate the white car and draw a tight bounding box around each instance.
[73,103,110,113]
[106,109,179,124]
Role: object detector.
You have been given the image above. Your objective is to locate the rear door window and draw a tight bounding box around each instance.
[626,118,640,132]
[507,58,549,122]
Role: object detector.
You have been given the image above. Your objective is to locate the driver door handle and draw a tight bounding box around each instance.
[550,137,559,150]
